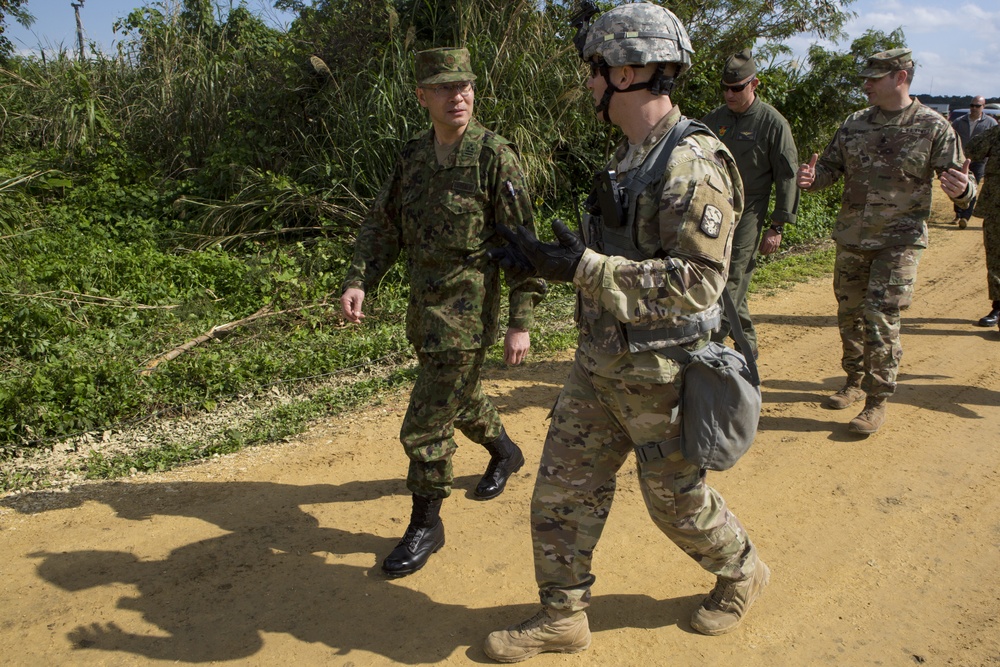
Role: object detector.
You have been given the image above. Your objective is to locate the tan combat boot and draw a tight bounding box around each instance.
[484,608,591,663]
[691,558,770,636]
[823,375,865,410]
[849,396,887,434]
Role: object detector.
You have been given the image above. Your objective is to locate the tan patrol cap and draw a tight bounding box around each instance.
[859,48,914,78]
[414,47,477,86]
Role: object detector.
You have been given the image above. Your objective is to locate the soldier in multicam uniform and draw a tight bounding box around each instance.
[797,48,974,435]
[481,4,768,661]
[703,48,800,360]
[966,122,1000,331]
[340,47,547,578]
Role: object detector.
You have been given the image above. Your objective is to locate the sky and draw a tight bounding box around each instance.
[6,0,1000,98]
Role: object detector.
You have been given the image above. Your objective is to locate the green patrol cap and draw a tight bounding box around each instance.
[722,48,756,84]
[414,47,477,86]
[859,48,913,78]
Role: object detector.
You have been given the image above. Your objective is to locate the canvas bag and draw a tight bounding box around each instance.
[678,289,761,470]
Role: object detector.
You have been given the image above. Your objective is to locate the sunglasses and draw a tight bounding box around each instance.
[970,103,983,108]
[721,80,752,93]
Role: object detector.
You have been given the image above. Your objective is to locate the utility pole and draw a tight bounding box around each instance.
[71,0,86,62]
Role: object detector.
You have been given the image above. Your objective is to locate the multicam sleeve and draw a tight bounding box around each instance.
[491,145,547,330]
[933,122,976,207]
[573,139,732,324]
[341,160,403,293]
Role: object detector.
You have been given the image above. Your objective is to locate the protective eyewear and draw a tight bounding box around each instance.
[423,81,475,98]
[721,80,752,93]
[970,103,983,108]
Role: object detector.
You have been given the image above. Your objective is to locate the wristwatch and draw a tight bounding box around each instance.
[769,223,784,235]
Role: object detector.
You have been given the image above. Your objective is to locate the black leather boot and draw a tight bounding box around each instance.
[474,428,525,500]
[977,300,1000,327]
[381,494,445,577]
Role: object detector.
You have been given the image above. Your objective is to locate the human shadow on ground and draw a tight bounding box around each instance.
[759,372,1000,442]
[16,480,703,663]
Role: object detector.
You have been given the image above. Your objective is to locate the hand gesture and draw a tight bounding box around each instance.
[939,159,971,199]
[797,153,818,189]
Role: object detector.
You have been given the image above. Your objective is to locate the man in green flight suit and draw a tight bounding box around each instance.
[702,49,799,360]
[340,47,546,578]
[481,4,768,661]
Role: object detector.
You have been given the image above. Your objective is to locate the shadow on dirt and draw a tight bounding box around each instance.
[8,478,701,663]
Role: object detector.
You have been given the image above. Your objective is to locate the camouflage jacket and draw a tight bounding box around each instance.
[702,95,799,223]
[965,124,1000,217]
[807,99,974,250]
[343,120,546,352]
[574,107,743,383]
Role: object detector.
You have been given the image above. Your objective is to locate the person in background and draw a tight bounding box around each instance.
[965,120,1000,329]
[702,48,799,360]
[797,48,973,435]
[950,96,996,230]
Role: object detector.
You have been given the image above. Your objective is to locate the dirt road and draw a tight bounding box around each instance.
[3,190,1000,666]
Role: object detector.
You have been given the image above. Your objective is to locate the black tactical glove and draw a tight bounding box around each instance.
[485,233,538,282]
[489,219,585,283]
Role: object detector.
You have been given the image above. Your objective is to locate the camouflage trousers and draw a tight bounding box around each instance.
[531,355,757,612]
[833,244,924,399]
[711,194,770,355]
[983,213,1000,300]
[400,348,502,499]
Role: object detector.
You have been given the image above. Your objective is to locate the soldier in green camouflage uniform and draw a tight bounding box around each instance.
[340,47,546,578]
[797,48,974,435]
[965,123,1000,330]
[482,5,768,661]
[703,49,800,360]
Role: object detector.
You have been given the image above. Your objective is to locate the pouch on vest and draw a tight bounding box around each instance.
[679,340,761,471]
[679,289,761,471]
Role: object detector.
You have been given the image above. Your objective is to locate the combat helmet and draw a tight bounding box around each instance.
[571,2,693,121]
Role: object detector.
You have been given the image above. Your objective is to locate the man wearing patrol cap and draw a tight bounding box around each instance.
[483,4,768,660]
[340,47,546,578]
[797,47,974,435]
[703,48,800,360]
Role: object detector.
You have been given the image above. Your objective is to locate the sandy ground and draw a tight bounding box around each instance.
[2,189,1000,667]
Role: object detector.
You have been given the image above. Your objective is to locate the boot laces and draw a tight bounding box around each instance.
[704,578,739,610]
[514,609,551,634]
[400,524,424,551]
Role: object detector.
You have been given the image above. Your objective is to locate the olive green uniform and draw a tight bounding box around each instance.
[703,96,799,354]
[343,120,546,498]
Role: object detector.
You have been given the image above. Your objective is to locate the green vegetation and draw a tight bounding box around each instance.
[1,1,886,491]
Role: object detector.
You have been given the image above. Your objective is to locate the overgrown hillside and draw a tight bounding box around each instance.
[1,0,876,490]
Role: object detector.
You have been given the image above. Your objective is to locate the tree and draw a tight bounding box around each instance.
[0,0,33,63]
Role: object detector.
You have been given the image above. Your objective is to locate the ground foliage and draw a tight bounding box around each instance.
[1,0,874,477]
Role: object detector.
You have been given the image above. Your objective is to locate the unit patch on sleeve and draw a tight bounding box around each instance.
[700,204,723,238]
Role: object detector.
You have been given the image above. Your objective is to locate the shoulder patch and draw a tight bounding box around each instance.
[700,204,723,238]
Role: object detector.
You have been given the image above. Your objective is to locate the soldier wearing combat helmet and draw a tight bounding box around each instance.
[483,4,768,661]
[340,47,546,578]
[798,47,974,434]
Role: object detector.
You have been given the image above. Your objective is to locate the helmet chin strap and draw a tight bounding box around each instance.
[594,62,677,123]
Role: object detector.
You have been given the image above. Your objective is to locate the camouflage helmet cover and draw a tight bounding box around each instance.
[582,2,693,75]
